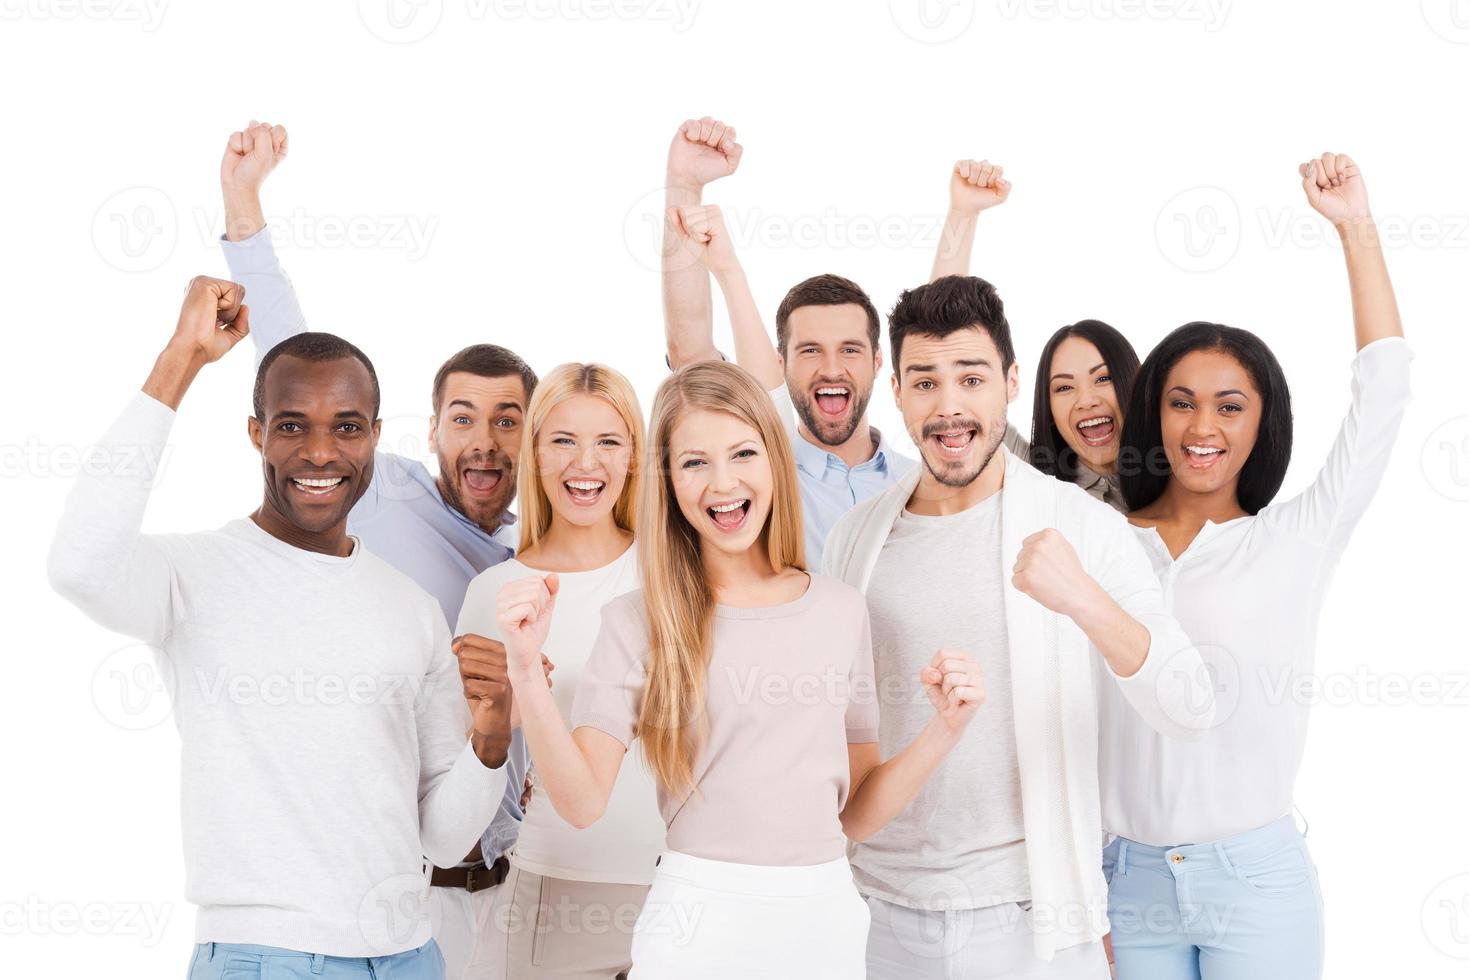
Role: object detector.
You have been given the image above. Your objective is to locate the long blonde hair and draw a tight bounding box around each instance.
[637,361,805,796]
[516,363,644,554]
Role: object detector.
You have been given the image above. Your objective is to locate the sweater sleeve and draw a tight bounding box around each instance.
[1086,504,1217,740]
[220,228,309,369]
[47,392,185,646]
[415,609,509,868]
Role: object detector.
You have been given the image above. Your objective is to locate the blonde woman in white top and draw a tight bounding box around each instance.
[456,362,663,979]
[1100,153,1412,979]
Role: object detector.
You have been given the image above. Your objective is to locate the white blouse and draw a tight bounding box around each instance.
[1099,336,1413,846]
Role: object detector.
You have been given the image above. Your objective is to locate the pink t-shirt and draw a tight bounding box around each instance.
[570,573,879,866]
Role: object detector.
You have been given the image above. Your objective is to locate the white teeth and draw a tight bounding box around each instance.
[815,387,849,396]
[1078,417,1113,429]
[710,500,746,513]
[293,477,344,487]
[1185,445,1223,456]
[566,480,604,491]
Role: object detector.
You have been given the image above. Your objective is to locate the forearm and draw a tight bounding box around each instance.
[141,342,207,411]
[1338,217,1404,351]
[931,208,978,282]
[1069,583,1151,679]
[662,181,719,367]
[711,263,784,390]
[509,669,611,828]
[222,184,266,242]
[841,720,958,843]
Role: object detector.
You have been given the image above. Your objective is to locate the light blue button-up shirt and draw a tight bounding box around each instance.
[768,385,917,570]
[222,229,528,866]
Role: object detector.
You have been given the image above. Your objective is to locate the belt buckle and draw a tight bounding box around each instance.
[464,864,483,893]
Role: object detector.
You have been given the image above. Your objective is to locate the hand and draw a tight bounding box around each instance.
[920,648,984,734]
[495,574,559,682]
[170,276,249,364]
[221,120,289,196]
[668,204,738,274]
[520,771,534,811]
[451,633,513,754]
[949,159,1011,215]
[1299,151,1368,227]
[1011,528,1099,619]
[666,116,742,190]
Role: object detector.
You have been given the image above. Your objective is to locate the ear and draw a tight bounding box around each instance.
[1006,361,1021,405]
[371,418,383,450]
[427,414,439,455]
[890,369,901,410]
[248,415,264,454]
[872,345,884,376]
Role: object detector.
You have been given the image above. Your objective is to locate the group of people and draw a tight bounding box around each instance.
[47,116,1411,980]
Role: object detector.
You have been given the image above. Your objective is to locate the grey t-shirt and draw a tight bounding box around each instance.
[854,490,1031,910]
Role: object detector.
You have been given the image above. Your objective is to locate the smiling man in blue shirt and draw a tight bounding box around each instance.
[217,120,532,980]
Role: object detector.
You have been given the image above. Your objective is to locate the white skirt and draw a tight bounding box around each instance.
[629,850,870,979]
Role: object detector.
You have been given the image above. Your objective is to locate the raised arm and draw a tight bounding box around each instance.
[1265,153,1412,548]
[669,204,784,391]
[497,574,626,830]
[930,158,1011,282]
[662,117,742,369]
[219,120,307,367]
[48,277,250,643]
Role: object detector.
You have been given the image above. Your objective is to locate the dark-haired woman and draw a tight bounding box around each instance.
[1098,153,1412,979]
[932,159,1140,512]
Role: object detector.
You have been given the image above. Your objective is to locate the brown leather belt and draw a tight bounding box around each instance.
[430,855,509,893]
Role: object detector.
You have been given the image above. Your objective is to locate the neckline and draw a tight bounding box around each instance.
[1133,514,1253,564]
[715,571,817,619]
[511,540,636,578]
[238,516,362,565]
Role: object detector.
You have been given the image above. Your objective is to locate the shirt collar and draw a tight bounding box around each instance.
[793,426,890,476]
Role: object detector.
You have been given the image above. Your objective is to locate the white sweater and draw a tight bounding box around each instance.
[823,448,1215,961]
[47,392,508,956]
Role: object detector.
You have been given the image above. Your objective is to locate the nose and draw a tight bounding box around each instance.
[576,441,597,472]
[300,427,341,467]
[817,349,843,379]
[1076,384,1103,411]
[706,457,741,496]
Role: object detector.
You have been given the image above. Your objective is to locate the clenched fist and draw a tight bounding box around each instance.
[496,574,560,684]
[173,276,249,364]
[668,203,738,274]
[1011,528,1099,619]
[221,120,289,196]
[452,632,513,766]
[667,116,742,190]
[919,648,985,735]
[949,159,1011,215]
[1299,151,1368,227]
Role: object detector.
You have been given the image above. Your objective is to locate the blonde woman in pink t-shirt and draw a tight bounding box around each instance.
[491,361,985,978]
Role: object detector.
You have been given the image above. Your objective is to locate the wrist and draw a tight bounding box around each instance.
[1335,214,1379,249]
[471,730,510,769]
[142,342,209,410]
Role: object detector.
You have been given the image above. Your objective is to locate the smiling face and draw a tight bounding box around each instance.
[668,409,775,559]
[250,355,380,538]
[1048,335,1124,474]
[535,393,633,529]
[781,303,880,447]
[430,371,528,531]
[894,326,1019,491]
[1159,348,1262,499]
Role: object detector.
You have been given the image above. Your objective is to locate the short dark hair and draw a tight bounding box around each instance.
[774,274,881,357]
[432,344,538,414]
[1119,321,1293,514]
[1031,319,1142,482]
[254,332,381,419]
[887,275,1016,374]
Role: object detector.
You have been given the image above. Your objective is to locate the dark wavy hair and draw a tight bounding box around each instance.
[1030,319,1140,482]
[887,275,1015,374]
[1119,322,1293,514]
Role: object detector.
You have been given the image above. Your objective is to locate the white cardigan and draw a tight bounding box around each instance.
[823,447,1215,960]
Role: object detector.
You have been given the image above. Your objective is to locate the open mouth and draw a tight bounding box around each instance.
[1075,415,1116,447]
[564,479,606,507]
[812,385,852,419]
[930,428,977,459]
[1183,444,1225,470]
[706,498,751,533]
[462,467,504,497]
[290,476,346,498]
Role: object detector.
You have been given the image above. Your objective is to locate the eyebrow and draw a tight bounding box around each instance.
[796,338,870,349]
[271,409,370,420]
[904,357,992,375]
[1168,386,1251,400]
[550,430,624,439]
[1051,362,1107,382]
[448,399,522,413]
[676,439,758,461]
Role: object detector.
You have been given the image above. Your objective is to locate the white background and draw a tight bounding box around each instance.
[2,0,1467,976]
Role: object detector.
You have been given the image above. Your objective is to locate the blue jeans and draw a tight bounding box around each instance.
[1103,815,1323,979]
[187,940,445,979]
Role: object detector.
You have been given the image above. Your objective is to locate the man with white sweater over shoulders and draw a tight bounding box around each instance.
[823,275,1218,979]
[48,276,512,979]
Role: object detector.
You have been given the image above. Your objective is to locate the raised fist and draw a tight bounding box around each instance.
[495,574,560,682]
[1011,528,1093,618]
[668,203,738,274]
[667,116,742,189]
[173,276,249,364]
[452,633,514,753]
[919,648,985,734]
[949,159,1011,215]
[221,120,289,195]
[1299,151,1368,226]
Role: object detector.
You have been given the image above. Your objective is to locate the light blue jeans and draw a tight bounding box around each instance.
[1103,815,1323,979]
[186,940,445,979]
